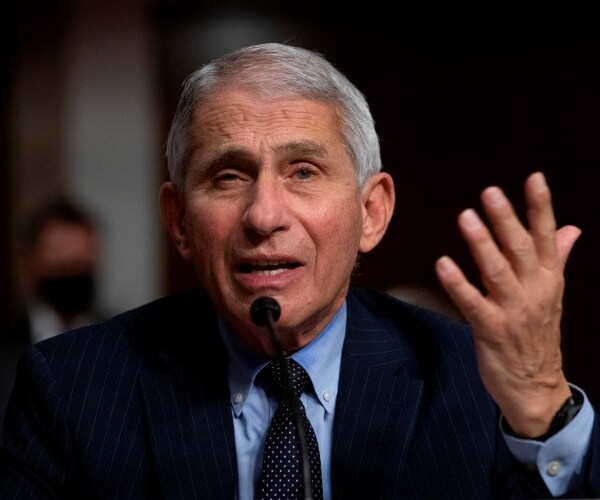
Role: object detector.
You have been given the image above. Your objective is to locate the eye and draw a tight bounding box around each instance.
[216,172,240,182]
[212,169,247,188]
[295,168,314,180]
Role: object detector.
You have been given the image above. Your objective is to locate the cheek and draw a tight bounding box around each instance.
[184,204,231,264]
[313,199,363,261]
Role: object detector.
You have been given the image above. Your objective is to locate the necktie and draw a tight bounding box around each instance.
[259,358,323,500]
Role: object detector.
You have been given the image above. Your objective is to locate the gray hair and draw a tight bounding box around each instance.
[166,42,382,190]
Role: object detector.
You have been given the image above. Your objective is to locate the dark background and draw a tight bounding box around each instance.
[157,4,600,406]
[3,3,599,406]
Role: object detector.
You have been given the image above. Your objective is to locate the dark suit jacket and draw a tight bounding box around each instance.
[0,312,32,444]
[0,288,598,499]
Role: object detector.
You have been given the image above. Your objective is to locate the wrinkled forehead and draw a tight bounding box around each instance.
[190,88,346,152]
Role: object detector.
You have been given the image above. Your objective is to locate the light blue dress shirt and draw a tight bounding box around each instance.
[220,303,346,500]
[219,301,593,499]
[503,383,594,497]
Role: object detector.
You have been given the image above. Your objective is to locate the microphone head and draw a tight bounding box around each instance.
[250,296,281,326]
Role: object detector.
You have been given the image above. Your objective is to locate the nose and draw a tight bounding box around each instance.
[242,174,288,236]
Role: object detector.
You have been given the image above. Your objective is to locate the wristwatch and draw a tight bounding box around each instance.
[535,388,584,441]
[504,388,584,441]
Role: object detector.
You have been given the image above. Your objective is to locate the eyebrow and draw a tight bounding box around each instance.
[203,141,328,173]
[274,141,327,158]
[213,148,252,164]
[201,148,253,175]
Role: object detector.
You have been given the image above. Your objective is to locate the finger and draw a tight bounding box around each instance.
[524,172,558,267]
[435,255,488,324]
[480,185,537,278]
[456,208,519,302]
[556,225,582,267]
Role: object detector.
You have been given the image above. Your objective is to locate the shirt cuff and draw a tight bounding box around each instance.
[501,384,594,497]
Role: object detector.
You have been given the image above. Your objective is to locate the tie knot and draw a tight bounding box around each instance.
[262,358,309,399]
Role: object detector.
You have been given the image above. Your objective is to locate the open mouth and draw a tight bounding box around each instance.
[239,261,301,276]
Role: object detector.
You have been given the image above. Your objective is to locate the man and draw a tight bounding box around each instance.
[0,199,101,440]
[0,43,597,499]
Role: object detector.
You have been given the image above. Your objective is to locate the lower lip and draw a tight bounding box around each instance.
[234,266,304,292]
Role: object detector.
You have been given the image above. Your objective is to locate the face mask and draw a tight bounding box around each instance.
[37,275,95,317]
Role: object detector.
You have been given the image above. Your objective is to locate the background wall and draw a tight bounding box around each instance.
[4,0,162,318]
[3,2,599,406]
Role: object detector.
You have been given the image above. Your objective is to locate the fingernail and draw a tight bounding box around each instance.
[482,186,505,207]
[530,172,547,192]
[459,208,481,229]
[436,256,456,274]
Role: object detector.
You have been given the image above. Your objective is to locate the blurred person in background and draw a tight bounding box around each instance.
[0,198,103,438]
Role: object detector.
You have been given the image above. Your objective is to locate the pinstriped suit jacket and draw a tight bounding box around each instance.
[0,287,598,499]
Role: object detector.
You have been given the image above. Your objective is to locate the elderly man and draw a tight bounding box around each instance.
[1,43,597,499]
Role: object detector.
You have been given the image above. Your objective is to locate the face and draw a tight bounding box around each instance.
[29,221,98,281]
[25,221,98,317]
[161,88,392,354]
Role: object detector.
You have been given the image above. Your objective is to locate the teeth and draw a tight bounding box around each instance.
[254,268,286,276]
[252,261,288,266]
[240,261,297,274]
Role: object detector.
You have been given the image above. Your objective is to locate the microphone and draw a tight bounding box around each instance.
[250,296,281,347]
[250,297,314,500]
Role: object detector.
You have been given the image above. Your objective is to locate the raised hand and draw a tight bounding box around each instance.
[435,172,581,437]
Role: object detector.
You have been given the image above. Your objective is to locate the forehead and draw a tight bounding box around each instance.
[191,89,344,151]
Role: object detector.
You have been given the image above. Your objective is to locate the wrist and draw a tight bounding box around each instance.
[504,388,584,441]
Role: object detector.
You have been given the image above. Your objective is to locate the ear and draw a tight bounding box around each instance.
[358,172,395,253]
[159,182,192,262]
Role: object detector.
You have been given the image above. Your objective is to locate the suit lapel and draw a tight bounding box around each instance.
[331,290,424,498]
[140,367,236,499]
[138,292,237,499]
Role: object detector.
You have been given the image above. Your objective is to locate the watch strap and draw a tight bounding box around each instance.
[503,388,584,441]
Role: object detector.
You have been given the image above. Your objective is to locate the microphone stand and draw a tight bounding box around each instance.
[253,297,314,500]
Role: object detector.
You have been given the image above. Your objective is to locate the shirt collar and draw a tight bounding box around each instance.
[219,302,347,417]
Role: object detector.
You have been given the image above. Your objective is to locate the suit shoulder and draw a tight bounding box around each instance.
[33,288,214,356]
[348,287,468,332]
[346,288,484,399]
[347,287,475,359]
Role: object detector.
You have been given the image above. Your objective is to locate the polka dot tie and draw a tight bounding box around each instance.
[259,358,323,500]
